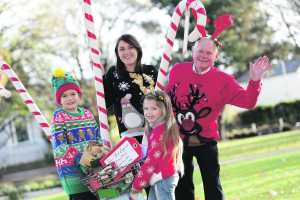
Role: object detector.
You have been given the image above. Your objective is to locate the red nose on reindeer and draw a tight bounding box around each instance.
[182,119,195,132]
[212,14,234,39]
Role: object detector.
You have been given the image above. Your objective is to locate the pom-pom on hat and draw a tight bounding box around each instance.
[51,67,82,105]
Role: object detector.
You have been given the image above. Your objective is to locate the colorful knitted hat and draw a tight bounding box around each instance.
[51,68,82,105]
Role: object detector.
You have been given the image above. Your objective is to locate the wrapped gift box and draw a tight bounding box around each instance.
[81,137,144,199]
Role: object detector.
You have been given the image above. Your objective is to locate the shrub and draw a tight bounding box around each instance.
[233,100,300,128]
[0,183,23,200]
[0,177,61,200]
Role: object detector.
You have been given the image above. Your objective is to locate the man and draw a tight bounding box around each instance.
[165,37,271,200]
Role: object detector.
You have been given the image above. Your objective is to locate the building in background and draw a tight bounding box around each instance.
[256,59,300,105]
[222,58,300,131]
[0,115,49,168]
[236,58,300,107]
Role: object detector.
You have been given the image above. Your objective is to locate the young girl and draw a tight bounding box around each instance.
[50,68,102,200]
[130,90,183,200]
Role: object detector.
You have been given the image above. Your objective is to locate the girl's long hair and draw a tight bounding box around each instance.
[114,34,143,74]
[143,90,183,171]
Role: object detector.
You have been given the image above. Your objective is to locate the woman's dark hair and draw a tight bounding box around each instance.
[114,34,143,73]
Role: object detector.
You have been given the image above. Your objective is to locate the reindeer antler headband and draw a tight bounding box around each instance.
[184,13,234,51]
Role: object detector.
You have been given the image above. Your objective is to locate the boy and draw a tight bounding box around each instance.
[50,68,101,200]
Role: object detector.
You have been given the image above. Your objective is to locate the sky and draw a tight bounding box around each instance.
[261,0,300,46]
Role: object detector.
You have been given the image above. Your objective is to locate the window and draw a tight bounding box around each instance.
[15,117,29,142]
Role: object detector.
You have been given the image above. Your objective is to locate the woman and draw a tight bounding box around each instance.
[104,34,157,143]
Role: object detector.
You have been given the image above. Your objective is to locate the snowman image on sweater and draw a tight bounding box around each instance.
[120,94,144,138]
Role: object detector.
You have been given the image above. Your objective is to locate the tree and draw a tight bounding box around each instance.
[265,0,300,54]
[0,0,168,126]
[0,0,79,123]
[151,0,293,76]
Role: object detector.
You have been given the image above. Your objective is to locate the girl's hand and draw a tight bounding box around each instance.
[249,55,272,81]
[129,189,139,200]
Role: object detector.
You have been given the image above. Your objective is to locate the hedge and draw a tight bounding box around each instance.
[236,100,300,126]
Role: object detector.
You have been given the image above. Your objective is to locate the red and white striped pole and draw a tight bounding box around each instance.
[155,0,207,91]
[81,0,111,147]
[0,61,51,140]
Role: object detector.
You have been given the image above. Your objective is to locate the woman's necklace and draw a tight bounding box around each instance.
[129,73,155,94]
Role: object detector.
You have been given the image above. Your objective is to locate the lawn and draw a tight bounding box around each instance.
[195,130,300,200]
[33,130,300,200]
[219,130,300,161]
[33,193,67,200]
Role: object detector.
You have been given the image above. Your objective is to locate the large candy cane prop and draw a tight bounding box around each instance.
[82,0,111,147]
[155,0,207,91]
[0,61,51,140]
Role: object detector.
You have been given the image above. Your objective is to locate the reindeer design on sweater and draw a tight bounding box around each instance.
[169,84,212,145]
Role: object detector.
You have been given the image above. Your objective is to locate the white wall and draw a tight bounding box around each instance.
[226,71,300,113]
[257,72,300,106]
[0,119,49,168]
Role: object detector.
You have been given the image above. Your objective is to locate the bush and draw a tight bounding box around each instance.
[225,127,258,139]
[0,183,23,200]
[0,177,61,200]
[225,123,293,140]
[233,100,300,128]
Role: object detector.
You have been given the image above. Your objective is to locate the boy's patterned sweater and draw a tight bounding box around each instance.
[50,107,102,195]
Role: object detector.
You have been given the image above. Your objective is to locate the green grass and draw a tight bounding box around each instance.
[32,130,300,200]
[33,193,67,200]
[219,130,300,161]
[194,151,300,200]
[194,130,300,200]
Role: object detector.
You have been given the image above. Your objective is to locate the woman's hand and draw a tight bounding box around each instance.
[249,55,272,81]
[121,93,132,104]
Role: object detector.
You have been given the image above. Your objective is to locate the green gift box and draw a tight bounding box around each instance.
[97,188,120,198]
